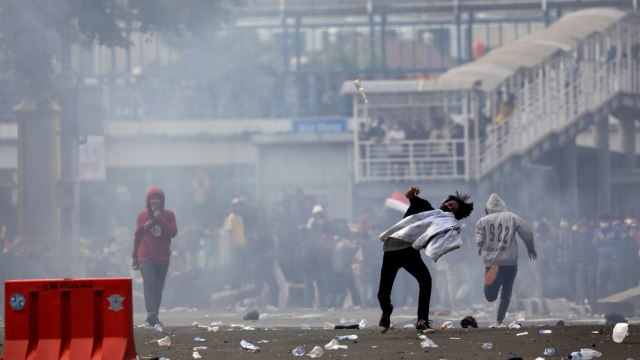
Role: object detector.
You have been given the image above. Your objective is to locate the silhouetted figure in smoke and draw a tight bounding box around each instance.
[132,187,178,327]
[300,204,336,308]
[476,193,536,328]
[593,214,625,300]
[222,197,247,289]
[331,223,361,308]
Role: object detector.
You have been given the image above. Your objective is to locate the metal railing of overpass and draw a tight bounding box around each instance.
[240,0,638,17]
[343,7,640,183]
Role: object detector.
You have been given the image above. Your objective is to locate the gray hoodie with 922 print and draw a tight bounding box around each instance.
[475,193,534,266]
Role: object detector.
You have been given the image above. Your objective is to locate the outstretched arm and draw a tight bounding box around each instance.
[516,216,537,260]
[403,186,434,218]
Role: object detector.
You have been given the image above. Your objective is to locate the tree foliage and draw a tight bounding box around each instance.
[0,0,244,99]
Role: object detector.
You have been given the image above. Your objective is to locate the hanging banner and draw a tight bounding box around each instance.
[79,136,107,181]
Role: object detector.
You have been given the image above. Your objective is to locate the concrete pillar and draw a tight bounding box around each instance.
[619,116,637,170]
[595,116,612,217]
[13,98,61,267]
[555,138,578,218]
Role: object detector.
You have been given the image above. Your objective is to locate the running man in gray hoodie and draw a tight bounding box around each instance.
[475,193,537,328]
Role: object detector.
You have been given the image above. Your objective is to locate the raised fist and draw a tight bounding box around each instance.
[405,186,420,199]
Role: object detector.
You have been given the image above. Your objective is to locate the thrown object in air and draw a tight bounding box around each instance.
[353,79,369,103]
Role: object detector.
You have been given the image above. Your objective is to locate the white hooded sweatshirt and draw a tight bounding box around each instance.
[379,209,462,262]
[475,193,534,266]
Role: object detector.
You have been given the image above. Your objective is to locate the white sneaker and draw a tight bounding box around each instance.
[489,321,506,329]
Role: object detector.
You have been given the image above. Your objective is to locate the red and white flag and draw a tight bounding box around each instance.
[385,192,409,213]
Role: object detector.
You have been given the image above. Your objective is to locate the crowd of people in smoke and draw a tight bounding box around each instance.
[0,186,638,316]
[1,190,627,314]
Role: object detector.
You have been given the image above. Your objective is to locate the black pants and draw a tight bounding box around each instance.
[139,261,169,323]
[484,265,517,322]
[377,247,432,321]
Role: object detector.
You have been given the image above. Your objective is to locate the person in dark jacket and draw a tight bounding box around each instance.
[132,187,178,327]
[377,186,473,334]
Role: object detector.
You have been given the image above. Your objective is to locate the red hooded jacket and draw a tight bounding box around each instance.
[132,187,178,264]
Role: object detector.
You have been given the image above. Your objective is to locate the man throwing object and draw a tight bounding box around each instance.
[378,186,474,334]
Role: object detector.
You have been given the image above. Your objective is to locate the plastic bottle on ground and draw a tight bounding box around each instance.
[308,346,324,358]
[292,346,305,356]
[334,335,358,341]
[570,349,602,359]
[441,320,453,329]
[579,348,602,359]
[569,351,583,360]
[240,340,260,352]
[481,342,493,350]
[324,339,348,350]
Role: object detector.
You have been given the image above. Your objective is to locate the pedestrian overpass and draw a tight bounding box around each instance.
[342,7,640,217]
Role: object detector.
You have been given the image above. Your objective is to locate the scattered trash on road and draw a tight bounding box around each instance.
[292,345,305,356]
[612,323,629,344]
[240,340,260,352]
[420,337,438,348]
[334,334,357,341]
[308,346,324,358]
[157,336,171,347]
[324,339,348,350]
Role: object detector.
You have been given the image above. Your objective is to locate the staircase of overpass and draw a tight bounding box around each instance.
[477,11,640,180]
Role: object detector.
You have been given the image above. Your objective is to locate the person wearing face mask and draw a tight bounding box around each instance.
[377,186,474,334]
[132,187,178,327]
[475,193,537,328]
[593,214,625,301]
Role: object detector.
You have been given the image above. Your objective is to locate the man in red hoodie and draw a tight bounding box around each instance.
[132,187,178,327]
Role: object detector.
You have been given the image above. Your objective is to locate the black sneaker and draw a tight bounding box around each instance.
[379,305,393,333]
[416,319,436,334]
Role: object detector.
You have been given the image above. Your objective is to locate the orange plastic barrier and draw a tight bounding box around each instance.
[2,278,136,360]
